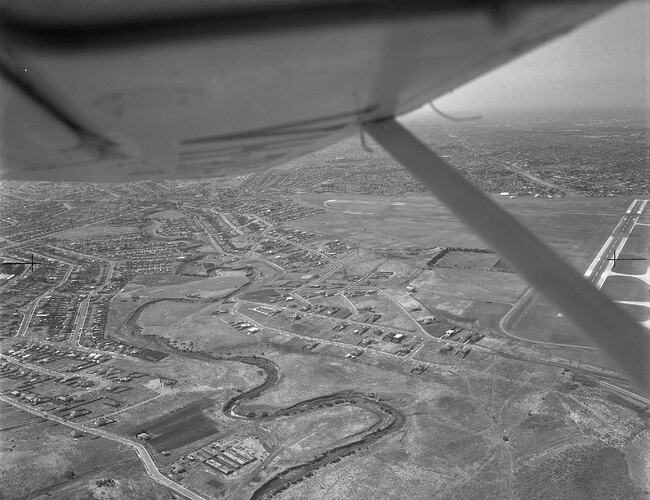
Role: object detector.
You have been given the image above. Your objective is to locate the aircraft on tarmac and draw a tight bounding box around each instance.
[0,0,647,393]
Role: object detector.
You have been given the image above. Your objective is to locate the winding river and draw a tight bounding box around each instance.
[121,267,405,499]
[219,355,405,500]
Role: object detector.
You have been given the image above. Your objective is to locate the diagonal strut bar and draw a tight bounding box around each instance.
[365,117,649,394]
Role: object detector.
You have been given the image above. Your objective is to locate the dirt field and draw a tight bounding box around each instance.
[135,401,221,452]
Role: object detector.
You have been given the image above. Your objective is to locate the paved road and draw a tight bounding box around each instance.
[585,199,647,289]
[197,216,226,254]
[220,213,243,235]
[0,394,206,500]
[70,260,115,345]
[71,298,90,345]
[18,263,74,336]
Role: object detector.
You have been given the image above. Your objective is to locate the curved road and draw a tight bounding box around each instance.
[0,394,206,500]
[498,287,596,351]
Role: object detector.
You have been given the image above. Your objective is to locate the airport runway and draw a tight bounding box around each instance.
[584,199,647,289]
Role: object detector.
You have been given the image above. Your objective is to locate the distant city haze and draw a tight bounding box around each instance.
[419,1,649,120]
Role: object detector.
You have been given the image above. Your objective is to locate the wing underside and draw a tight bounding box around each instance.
[2,1,647,392]
[0,0,621,181]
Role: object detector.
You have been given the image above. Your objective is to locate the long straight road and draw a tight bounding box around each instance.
[18,263,74,336]
[584,199,647,289]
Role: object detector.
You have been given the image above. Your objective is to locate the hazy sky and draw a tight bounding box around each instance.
[425,1,649,116]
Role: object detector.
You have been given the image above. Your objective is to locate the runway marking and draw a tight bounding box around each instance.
[584,201,636,279]
[583,199,650,329]
[595,229,636,289]
[584,234,615,278]
[584,199,648,286]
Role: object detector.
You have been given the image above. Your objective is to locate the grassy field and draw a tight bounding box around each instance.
[602,276,649,302]
[412,268,526,303]
[508,294,592,346]
[295,193,635,269]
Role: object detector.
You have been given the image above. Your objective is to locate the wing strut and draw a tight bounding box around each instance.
[365,117,649,394]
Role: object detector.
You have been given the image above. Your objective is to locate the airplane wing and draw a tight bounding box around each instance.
[2,1,648,392]
[0,0,622,182]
